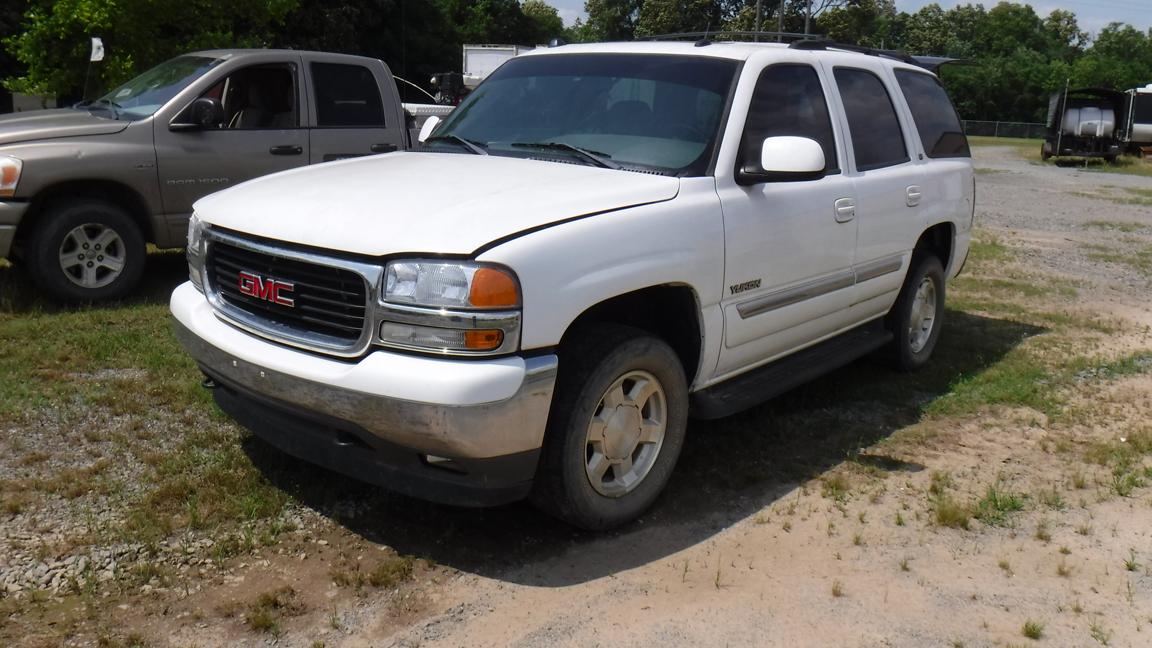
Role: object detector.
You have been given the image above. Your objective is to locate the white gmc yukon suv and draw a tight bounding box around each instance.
[172,40,974,530]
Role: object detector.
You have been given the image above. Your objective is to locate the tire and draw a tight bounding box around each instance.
[884,254,945,372]
[24,199,146,303]
[533,324,688,530]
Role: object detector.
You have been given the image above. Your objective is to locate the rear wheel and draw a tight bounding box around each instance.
[885,254,945,372]
[25,199,145,302]
[533,325,688,530]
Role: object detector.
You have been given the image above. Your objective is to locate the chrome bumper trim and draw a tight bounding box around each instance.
[174,320,558,459]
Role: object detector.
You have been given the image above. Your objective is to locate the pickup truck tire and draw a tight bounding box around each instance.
[885,253,945,372]
[533,325,688,530]
[25,200,146,303]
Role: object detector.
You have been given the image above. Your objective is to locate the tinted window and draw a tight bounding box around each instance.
[895,70,970,158]
[834,68,909,171]
[743,64,838,173]
[312,63,385,127]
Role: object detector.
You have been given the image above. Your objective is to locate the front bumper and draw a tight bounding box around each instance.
[170,281,558,505]
[0,200,30,258]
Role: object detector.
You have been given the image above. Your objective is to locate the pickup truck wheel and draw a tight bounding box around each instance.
[534,325,688,530]
[25,200,145,302]
[885,254,945,372]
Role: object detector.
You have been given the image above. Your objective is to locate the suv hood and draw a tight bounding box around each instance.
[195,152,681,256]
[0,108,129,146]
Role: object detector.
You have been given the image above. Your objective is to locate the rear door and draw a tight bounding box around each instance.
[304,55,406,162]
[827,64,923,316]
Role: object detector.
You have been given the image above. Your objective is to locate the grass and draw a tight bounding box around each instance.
[1084,244,1152,276]
[1022,619,1045,640]
[934,494,971,529]
[1085,220,1148,233]
[244,586,305,635]
[974,484,1026,526]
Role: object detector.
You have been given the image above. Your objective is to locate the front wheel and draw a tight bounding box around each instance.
[24,199,146,303]
[533,325,688,530]
[885,254,946,372]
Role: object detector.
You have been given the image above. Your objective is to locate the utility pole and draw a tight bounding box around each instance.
[777,0,785,42]
[804,0,812,35]
[755,0,762,37]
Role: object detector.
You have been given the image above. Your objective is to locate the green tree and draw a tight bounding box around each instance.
[523,0,566,41]
[5,0,296,99]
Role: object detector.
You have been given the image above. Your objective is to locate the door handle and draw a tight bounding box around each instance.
[906,185,922,207]
[269,145,303,155]
[834,198,856,223]
[370,143,398,153]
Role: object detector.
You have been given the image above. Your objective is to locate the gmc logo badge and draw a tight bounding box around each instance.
[238,271,295,307]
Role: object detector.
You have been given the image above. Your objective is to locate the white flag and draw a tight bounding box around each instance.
[90,37,105,62]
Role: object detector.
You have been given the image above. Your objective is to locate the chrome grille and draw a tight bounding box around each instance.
[204,230,380,356]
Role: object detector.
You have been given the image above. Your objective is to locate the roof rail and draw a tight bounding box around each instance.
[790,39,960,72]
[640,31,819,44]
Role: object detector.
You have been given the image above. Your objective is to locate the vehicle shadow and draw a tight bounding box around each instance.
[244,309,1045,587]
[0,250,188,313]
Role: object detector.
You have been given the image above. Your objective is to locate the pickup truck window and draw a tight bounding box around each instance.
[742,64,838,174]
[198,64,299,129]
[311,63,386,128]
[894,70,970,159]
[94,55,222,120]
[834,67,909,172]
[431,54,738,176]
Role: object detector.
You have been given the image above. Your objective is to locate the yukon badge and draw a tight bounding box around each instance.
[238,270,295,307]
[729,279,761,295]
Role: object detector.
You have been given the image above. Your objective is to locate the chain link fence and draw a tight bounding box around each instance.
[962,120,1047,140]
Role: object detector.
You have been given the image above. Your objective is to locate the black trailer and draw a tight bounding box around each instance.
[1041,87,1124,162]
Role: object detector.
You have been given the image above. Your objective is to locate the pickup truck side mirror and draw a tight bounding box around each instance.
[170,97,224,132]
[417,115,441,143]
[737,136,827,186]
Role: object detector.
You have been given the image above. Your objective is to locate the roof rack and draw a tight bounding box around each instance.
[790,39,961,72]
[641,31,819,45]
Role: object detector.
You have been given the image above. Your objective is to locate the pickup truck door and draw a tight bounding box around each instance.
[302,54,407,163]
[714,62,858,378]
[154,56,309,225]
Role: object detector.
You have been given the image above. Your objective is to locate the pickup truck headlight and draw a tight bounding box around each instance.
[0,155,22,198]
[186,213,206,292]
[380,260,520,354]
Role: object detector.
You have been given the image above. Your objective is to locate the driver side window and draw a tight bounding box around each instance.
[742,64,838,174]
[196,64,299,130]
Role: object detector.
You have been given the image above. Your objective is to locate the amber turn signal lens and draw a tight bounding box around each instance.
[469,268,519,308]
[464,329,504,350]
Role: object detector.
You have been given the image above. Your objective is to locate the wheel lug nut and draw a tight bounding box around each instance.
[97,255,103,261]
[95,245,101,251]
[78,254,85,260]
[82,243,89,249]
[87,261,94,267]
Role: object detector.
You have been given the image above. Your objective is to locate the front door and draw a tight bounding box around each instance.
[154,58,310,222]
[715,62,858,378]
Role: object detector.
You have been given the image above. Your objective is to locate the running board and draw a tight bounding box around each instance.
[690,319,893,420]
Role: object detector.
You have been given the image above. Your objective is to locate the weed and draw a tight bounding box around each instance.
[1056,560,1071,578]
[1076,523,1092,536]
[1022,619,1044,640]
[821,473,851,502]
[1037,486,1065,510]
[1034,519,1052,543]
[899,557,910,572]
[245,586,304,634]
[1124,549,1140,572]
[934,495,971,529]
[1059,546,1071,555]
[367,555,415,589]
[929,471,953,496]
[895,510,905,526]
[831,580,844,597]
[975,484,1026,526]
[1089,620,1112,645]
[782,520,792,532]
[853,532,864,546]
[999,559,1013,576]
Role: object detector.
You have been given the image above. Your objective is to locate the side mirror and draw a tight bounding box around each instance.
[170,97,224,132]
[737,136,826,185]
[417,115,441,143]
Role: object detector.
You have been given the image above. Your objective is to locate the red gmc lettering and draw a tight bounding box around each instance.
[237,271,295,307]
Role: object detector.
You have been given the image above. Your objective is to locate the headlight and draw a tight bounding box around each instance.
[186,213,206,292]
[384,260,519,309]
[0,155,23,198]
[380,260,520,354]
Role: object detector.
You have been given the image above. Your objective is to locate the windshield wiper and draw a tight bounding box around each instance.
[424,134,488,155]
[75,98,121,119]
[510,142,620,170]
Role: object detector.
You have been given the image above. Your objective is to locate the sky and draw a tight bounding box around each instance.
[547,0,1152,36]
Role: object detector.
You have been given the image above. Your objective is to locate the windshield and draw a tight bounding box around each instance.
[90,55,223,119]
[431,53,739,175]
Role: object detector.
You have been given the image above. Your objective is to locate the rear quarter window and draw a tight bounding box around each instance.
[834,68,909,172]
[895,70,970,159]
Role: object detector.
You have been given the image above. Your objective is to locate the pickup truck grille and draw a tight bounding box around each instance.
[207,237,370,348]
